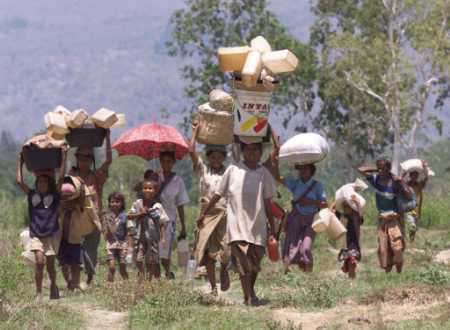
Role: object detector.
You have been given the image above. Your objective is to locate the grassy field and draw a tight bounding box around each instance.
[1,199,450,329]
[1,144,450,329]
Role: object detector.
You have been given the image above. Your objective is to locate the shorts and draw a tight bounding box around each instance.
[230,241,265,276]
[58,240,82,266]
[159,222,175,260]
[30,234,60,256]
[136,239,159,265]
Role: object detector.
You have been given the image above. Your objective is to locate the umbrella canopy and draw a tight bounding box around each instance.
[113,123,189,160]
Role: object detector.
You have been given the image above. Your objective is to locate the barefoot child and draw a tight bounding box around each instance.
[128,179,169,282]
[198,140,277,306]
[102,192,133,282]
[189,122,230,296]
[16,150,67,300]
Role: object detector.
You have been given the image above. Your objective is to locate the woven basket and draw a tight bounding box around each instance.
[196,105,233,145]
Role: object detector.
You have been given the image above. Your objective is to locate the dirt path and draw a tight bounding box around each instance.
[272,300,440,329]
[66,302,128,330]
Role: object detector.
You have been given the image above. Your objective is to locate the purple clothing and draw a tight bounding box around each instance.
[283,211,315,266]
[27,190,60,238]
[58,240,81,266]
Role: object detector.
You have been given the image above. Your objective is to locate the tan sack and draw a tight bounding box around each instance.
[91,108,118,129]
[209,89,233,113]
[112,113,126,128]
[196,103,233,145]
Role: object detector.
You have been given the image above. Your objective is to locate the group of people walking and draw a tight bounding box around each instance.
[16,124,428,306]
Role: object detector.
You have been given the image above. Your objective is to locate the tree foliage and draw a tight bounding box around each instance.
[311,0,450,169]
[166,0,317,132]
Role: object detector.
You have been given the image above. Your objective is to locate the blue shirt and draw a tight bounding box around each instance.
[27,190,60,238]
[285,177,327,216]
[366,174,398,213]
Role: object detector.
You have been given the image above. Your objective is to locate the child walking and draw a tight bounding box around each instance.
[102,192,133,282]
[16,149,67,300]
[128,179,169,282]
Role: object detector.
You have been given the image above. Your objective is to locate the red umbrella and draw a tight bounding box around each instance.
[113,123,189,160]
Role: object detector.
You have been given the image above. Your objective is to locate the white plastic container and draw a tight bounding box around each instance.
[326,215,347,240]
[91,108,118,129]
[112,113,126,128]
[68,109,89,128]
[262,50,299,74]
[241,50,263,88]
[250,36,272,53]
[218,46,251,72]
[177,239,190,268]
[186,258,197,280]
[312,208,332,233]
[279,133,329,165]
[44,112,69,135]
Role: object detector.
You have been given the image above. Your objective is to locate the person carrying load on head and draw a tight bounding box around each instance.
[358,159,412,273]
[188,121,230,296]
[273,161,328,273]
[331,193,364,279]
[403,159,429,242]
[198,138,277,306]
[69,129,112,287]
[16,147,67,301]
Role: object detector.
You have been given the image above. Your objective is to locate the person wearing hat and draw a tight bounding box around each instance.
[188,122,230,296]
[69,129,112,286]
[198,137,277,306]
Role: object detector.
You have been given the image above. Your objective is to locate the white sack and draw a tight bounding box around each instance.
[279,133,329,165]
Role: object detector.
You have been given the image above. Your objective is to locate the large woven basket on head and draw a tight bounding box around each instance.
[196,103,233,145]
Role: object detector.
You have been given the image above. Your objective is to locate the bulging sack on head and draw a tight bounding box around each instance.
[196,103,234,145]
[279,133,329,165]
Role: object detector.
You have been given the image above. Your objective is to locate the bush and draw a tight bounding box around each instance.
[414,265,450,286]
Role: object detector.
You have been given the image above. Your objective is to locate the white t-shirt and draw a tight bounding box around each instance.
[194,157,227,209]
[158,173,190,226]
[216,161,276,246]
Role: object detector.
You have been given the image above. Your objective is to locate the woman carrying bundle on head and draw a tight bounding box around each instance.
[69,129,112,287]
[273,162,328,273]
[188,122,230,296]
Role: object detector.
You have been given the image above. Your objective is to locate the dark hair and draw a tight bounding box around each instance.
[159,151,176,161]
[108,192,126,212]
[295,163,316,176]
[376,158,392,172]
[35,175,57,194]
[206,149,227,158]
[239,142,263,152]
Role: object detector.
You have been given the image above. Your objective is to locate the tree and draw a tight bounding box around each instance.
[311,0,450,172]
[166,0,317,132]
